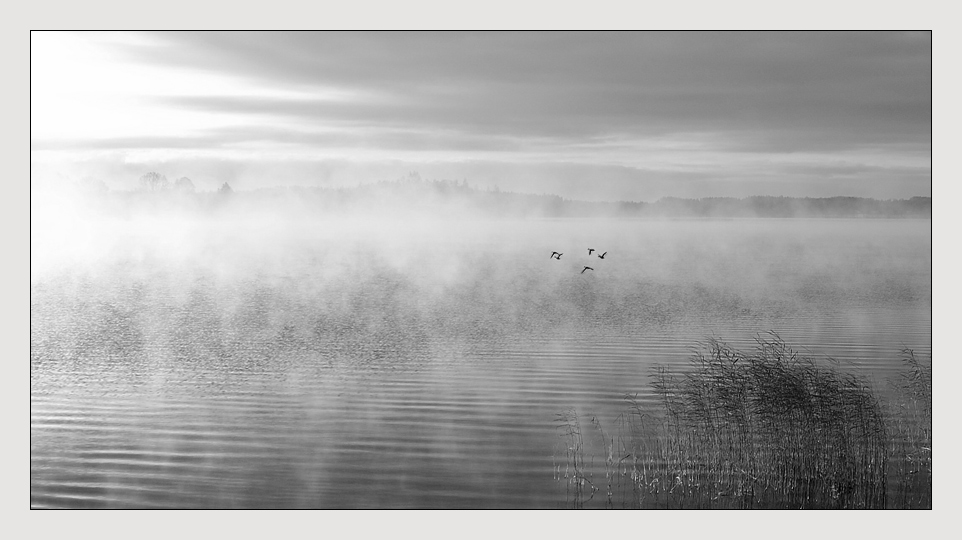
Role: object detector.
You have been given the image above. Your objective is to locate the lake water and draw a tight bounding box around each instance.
[30,217,931,508]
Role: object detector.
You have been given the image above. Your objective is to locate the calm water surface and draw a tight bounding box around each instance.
[30,218,931,508]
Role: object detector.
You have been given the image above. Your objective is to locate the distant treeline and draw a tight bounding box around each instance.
[240,180,932,218]
[68,177,931,218]
[640,195,931,218]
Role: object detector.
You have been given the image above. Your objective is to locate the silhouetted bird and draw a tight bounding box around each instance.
[581,266,594,274]
[588,248,595,255]
[551,251,561,259]
[598,252,607,259]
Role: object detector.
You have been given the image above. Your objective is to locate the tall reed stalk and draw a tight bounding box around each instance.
[885,347,932,509]
[554,409,596,508]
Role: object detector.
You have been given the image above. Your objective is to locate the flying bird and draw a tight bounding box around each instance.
[550,251,561,259]
[598,252,607,259]
[588,248,595,255]
[581,266,594,274]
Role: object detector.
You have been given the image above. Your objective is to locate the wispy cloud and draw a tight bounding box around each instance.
[31,31,931,200]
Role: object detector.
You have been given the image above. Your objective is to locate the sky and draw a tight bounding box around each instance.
[30,31,931,202]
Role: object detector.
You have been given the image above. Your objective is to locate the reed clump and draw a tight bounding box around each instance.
[620,334,889,509]
[555,335,931,508]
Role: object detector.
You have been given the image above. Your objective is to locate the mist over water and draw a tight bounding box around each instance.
[30,190,931,508]
[29,30,932,509]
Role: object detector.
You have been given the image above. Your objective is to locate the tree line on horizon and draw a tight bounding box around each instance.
[72,172,931,219]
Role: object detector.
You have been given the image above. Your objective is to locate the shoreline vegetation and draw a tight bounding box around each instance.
[44,173,931,219]
[555,334,932,509]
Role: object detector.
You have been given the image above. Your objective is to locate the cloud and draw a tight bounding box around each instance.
[32,124,530,155]
[119,32,929,145]
[31,31,932,199]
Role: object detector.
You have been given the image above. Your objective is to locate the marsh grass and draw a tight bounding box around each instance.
[558,334,930,509]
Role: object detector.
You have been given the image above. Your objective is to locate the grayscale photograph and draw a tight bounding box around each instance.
[30,31,931,509]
